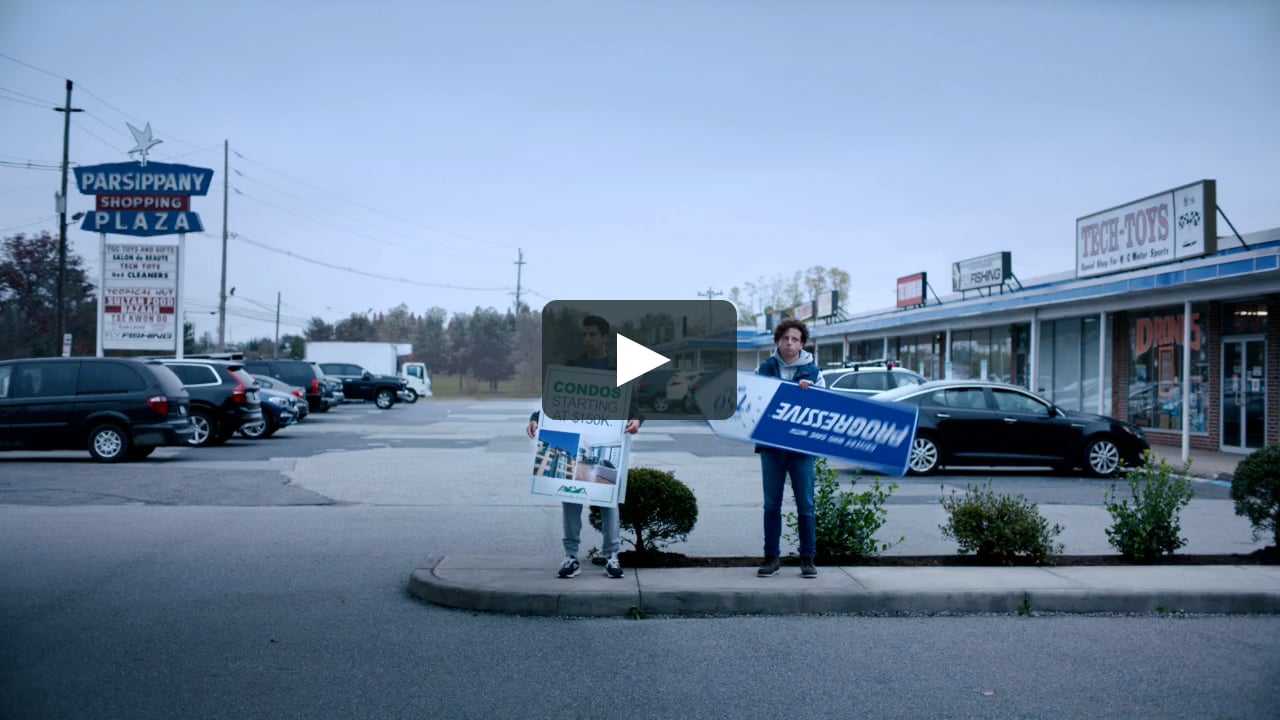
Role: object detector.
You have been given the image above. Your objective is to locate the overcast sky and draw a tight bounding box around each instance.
[2,0,1278,343]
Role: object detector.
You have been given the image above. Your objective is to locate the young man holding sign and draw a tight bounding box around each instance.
[756,318,825,578]
[527,315,642,579]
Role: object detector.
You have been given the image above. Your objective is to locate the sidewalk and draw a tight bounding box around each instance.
[1148,445,1248,483]
[409,556,1280,617]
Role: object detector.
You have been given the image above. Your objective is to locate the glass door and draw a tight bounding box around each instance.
[1222,337,1266,451]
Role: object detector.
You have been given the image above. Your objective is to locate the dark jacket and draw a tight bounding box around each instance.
[528,354,645,426]
[754,350,823,454]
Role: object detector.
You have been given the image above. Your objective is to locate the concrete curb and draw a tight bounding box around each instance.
[409,556,1280,617]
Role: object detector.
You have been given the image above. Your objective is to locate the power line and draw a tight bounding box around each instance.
[0,216,56,233]
[0,93,52,110]
[233,149,512,250]
[0,53,63,80]
[0,85,56,104]
[0,160,63,172]
[231,187,413,252]
[72,118,127,154]
[232,168,508,261]
[232,232,511,292]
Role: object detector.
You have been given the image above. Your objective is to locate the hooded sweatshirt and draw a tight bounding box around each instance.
[762,348,826,387]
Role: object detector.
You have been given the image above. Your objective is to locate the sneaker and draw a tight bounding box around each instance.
[757,556,781,577]
[557,556,580,579]
[801,558,818,578]
[604,553,625,579]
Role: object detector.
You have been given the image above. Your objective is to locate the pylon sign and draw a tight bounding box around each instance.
[73,122,213,237]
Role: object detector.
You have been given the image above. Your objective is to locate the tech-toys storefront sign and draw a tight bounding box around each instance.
[1076,180,1217,278]
[74,162,213,236]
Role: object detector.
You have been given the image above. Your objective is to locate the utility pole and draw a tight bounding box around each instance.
[697,286,722,331]
[217,140,229,351]
[54,79,82,357]
[273,291,281,358]
[513,248,525,315]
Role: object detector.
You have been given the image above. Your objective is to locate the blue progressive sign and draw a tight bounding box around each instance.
[75,161,214,237]
[705,371,919,476]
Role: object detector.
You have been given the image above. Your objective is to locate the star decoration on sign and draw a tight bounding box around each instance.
[126,122,162,166]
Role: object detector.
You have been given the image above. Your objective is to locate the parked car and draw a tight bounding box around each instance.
[871,379,1149,477]
[633,368,678,412]
[821,359,927,396]
[239,384,298,439]
[250,374,308,420]
[155,358,263,447]
[316,362,406,409]
[321,376,345,406]
[239,358,337,413]
[0,357,193,462]
[664,371,704,413]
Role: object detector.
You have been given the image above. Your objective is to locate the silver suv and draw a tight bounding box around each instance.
[820,360,926,396]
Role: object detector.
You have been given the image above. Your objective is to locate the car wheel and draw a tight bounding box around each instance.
[127,445,156,460]
[682,395,699,413]
[403,388,418,404]
[375,389,395,409]
[239,418,269,439]
[1085,437,1121,477]
[188,410,217,446]
[651,396,671,413]
[87,424,130,463]
[908,435,941,475]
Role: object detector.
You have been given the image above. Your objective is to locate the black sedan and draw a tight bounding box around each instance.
[871,380,1150,477]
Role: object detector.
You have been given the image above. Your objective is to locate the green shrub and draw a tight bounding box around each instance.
[590,467,697,553]
[1230,445,1280,547]
[1103,451,1194,561]
[939,481,1063,564]
[785,458,902,559]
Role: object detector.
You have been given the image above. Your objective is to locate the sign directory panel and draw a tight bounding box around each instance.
[952,251,1012,292]
[1076,180,1217,278]
[102,242,179,350]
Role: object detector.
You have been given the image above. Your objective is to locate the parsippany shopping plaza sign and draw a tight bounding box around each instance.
[74,122,213,237]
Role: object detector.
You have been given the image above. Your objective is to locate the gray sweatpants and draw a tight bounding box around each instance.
[562,502,621,557]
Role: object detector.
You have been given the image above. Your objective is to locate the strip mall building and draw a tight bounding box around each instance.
[737,181,1280,456]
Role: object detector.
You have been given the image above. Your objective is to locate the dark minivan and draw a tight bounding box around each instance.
[0,357,193,462]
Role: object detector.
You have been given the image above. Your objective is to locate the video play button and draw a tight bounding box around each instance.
[615,334,672,386]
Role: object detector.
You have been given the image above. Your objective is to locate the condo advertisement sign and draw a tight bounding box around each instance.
[102,242,179,350]
[705,371,920,477]
[1076,180,1217,278]
[531,366,633,508]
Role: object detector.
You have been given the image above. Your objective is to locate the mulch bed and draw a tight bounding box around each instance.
[600,546,1280,568]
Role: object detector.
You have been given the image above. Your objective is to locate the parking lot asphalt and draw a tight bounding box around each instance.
[3,398,1274,616]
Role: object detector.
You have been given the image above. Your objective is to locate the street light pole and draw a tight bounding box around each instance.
[54,79,82,357]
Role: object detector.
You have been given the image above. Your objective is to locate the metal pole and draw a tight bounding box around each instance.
[217,140,229,351]
[1029,310,1040,393]
[1182,301,1192,463]
[54,79,81,356]
[1098,311,1107,416]
[95,233,105,357]
[176,234,186,360]
[274,291,281,358]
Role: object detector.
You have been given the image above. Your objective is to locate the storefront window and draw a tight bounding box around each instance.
[1127,304,1208,432]
[895,333,942,380]
[816,343,843,369]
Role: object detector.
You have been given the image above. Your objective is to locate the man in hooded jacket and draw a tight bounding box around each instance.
[754,317,826,578]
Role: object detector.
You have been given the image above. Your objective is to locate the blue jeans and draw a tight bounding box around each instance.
[761,449,816,558]
[562,502,620,557]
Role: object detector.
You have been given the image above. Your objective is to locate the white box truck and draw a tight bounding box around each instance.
[305,341,433,401]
